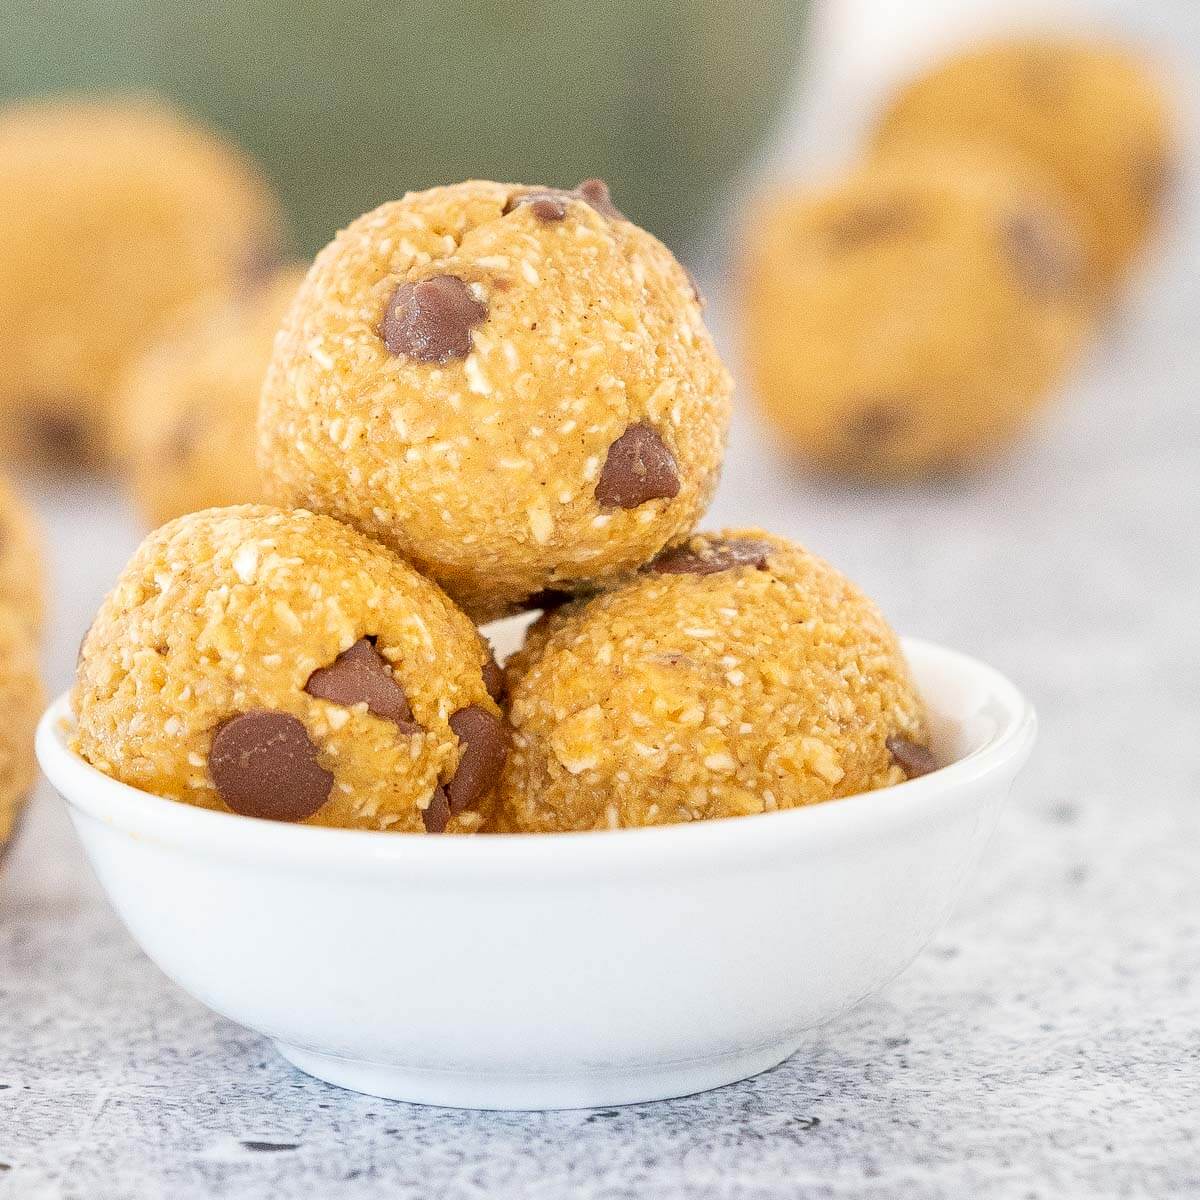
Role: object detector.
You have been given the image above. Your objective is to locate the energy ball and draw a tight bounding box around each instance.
[73,506,507,833]
[114,268,304,527]
[0,96,284,468]
[493,530,929,833]
[0,606,46,854]
[0,475,46,634]
[259,179,731,622]
[740,152,1089,478]
[873,37,1176,290]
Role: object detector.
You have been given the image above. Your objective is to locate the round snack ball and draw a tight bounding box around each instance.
[740,152,1089,479]
[493,530,929,833]
[873,37,1176,290]
[72,506,508,833]
[0,475,46,634]
[259,179,731,622]
[0,96,285,468]
[114,268,305,527]
[0,606,47,855]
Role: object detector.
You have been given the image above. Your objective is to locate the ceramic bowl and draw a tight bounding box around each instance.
[36,628,1034,1110]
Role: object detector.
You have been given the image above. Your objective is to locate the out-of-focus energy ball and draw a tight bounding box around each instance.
[113,268,304,527]
[0,605,46,856]
[740,152,1090,479]
[0,96,285,468]
[873,37,1176,292]
[0,475,46,635]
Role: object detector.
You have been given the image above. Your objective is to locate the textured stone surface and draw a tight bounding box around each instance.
[3,77,1200,1200]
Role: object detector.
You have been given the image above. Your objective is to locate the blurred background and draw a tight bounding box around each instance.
[1,0,807,253]
[0,0,1186,691]
[1,0,1197,1193]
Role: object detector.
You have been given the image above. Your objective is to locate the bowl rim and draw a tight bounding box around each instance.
[36,637,1036,878]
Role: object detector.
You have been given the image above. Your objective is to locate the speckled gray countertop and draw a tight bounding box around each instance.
[4,45,1200,1200]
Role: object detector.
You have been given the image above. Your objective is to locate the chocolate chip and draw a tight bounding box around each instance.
[1002,213,1080,298]
[446,706,509,813]
[595,423,680,509]
[239,233,285,291]
[651,537,773,576]
[382,275,487,362]
[164,408,202,465]
[846,401,910,452]
[1134,150,1175,209]
[36,412,86,454]
[529,197,568,221]
[481,646,505,702]
[421,786,451,834]
[209,711,333,821]
[26,406,87,464]
[886,735,937,779]
[825,199,918,251]
[504,190,570,221]
[504,179,624,222]
[1018,49,1066,106]
[576,178,624,220]
[304,638,419,732]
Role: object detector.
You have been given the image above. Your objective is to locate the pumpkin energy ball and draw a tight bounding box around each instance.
[72,506,507,833]
[493,530,929,833]
[873,37,1177,290]
[0,606,46,853]
[741,152,1089,478]
[0,96,284,467]
[114,268,305,526]
[259,179,731,622]
[0,475,46,634]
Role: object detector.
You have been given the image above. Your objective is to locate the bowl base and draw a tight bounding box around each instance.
[274,1039,801,1110]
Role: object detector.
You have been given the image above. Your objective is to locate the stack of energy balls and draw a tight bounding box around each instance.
[73,179,932,835]
[741,36,1176,479]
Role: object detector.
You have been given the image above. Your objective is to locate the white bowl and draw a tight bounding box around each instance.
[37,632,1034,1110]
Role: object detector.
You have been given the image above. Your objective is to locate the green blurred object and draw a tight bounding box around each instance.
[1,1,807,256]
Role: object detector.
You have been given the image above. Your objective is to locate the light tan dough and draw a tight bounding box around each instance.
[0,606,46,851]
[73,506,507,833]
[114,269,305,526]
[873,37,1177,291]
[259,180,731,621]
[0,96,284,467]
[0,475,46,634]
[494,529,929,832]
[740,151,1090,479]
